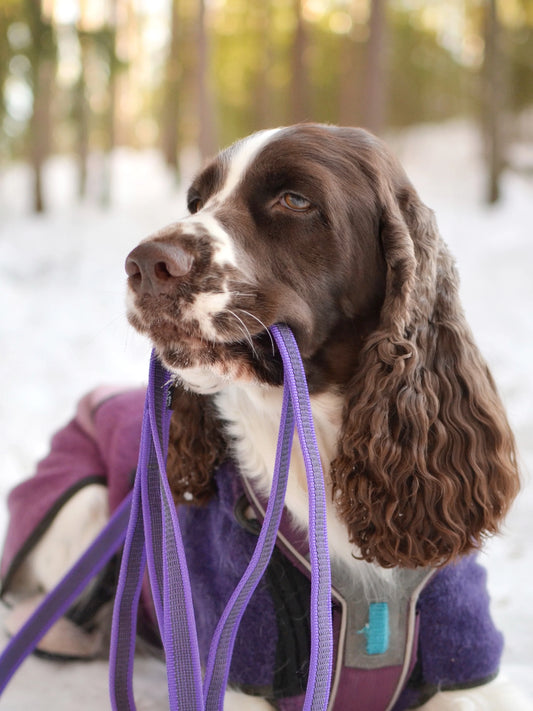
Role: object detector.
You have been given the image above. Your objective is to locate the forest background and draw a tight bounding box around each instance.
[1,0,532,211]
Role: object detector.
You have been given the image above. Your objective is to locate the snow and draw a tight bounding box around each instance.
[0,122,532,707]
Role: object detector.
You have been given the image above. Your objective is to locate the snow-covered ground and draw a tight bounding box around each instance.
[0,121,531,707]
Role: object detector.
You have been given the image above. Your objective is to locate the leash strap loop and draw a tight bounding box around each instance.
[271,324,333,711]
[203,367,295,709]
[109,351,204,711]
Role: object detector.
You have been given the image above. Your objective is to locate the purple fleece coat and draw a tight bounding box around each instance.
[0,389,504,710]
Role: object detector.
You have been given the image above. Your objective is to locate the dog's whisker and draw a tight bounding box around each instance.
[207,290,254,298]
[235,309,276,356]
[225,309,258,358]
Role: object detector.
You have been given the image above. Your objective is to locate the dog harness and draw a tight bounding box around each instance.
[1,385,504,710]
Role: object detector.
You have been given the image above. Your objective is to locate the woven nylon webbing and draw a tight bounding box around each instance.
[109,352,204,711]
[202,363,295,709]
[203,325,333,711]
[271,324,333,711]
[112,330,333,711]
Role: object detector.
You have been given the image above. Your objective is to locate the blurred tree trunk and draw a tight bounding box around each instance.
[197,0,216,160]
[75,31,90,199]
[483,0,506,204]
[162,0,181,175]
[0,8,14,130]
[339,11,364,128]
[27,0,56,213]
[362,0,387,135]
[101,13,118,207]
[252,1,274,129]
[339,34,357,126]
[290,0,310,124]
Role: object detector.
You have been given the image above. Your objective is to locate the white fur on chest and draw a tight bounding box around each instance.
[214,382,358,570]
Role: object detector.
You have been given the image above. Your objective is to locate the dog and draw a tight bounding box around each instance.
[4,125,530,710]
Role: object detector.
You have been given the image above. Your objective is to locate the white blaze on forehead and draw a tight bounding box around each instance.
[216,127,282,204]
[185,129,282,270]
[178,129,283,340]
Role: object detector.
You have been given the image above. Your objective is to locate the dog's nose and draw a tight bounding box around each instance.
[125,241,193,296]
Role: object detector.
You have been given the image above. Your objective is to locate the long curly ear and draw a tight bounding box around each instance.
[166,387,227,505]
[331,174,520,569]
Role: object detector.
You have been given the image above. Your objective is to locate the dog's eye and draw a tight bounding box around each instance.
[188,197,203,214]
[280,192,312,212]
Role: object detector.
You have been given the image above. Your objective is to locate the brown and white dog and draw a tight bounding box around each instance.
[18,125,530,709]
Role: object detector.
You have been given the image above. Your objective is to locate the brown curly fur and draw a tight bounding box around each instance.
[330,171,519,568]
[167,387,226,505]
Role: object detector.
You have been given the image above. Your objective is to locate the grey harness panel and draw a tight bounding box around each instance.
[331,563,434,670]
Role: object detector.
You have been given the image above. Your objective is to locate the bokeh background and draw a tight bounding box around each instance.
[1,0,533,208]
[1,0,532,708]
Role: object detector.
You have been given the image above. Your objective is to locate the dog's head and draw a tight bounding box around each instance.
[126,126,388,393]
[126,124,519,568]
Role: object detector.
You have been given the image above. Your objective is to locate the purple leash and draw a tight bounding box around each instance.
[0,324,333,711]
[109,353,204,711]
[110,324,333,710]
[202,338,295,710]
[271,325,334,710]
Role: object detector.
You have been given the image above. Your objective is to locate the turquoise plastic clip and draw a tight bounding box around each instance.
[359,602,389,655]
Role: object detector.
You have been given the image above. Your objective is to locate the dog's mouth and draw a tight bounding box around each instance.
[127,299,284,391]
[164,329,284,393]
